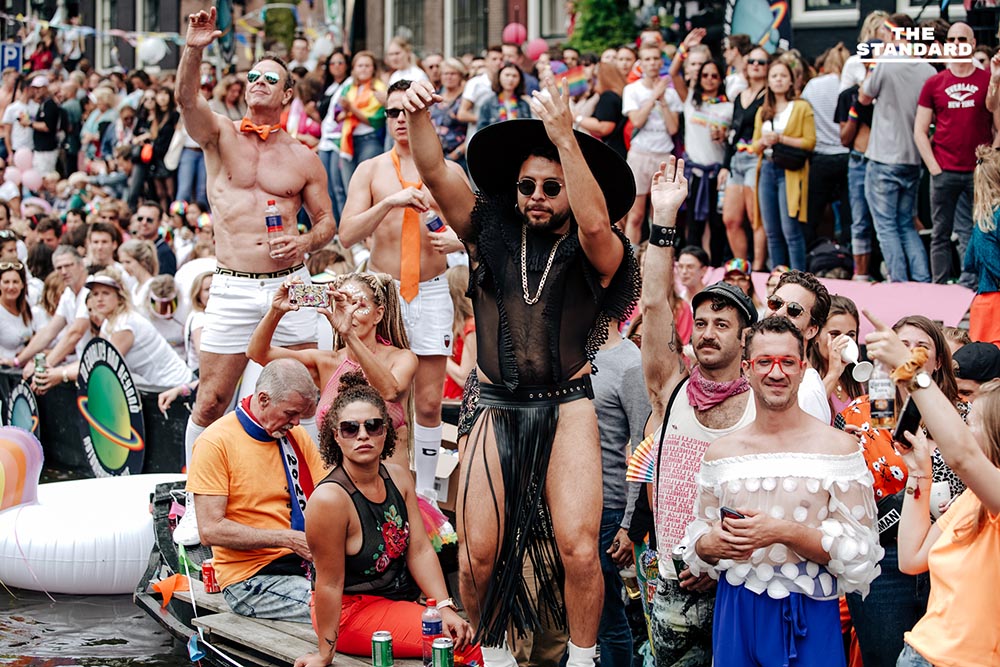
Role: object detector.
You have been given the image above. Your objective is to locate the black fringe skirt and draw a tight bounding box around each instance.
[462,376,593,645]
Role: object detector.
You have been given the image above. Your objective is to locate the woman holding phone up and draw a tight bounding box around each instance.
[248,273,416,468]
[865,311,1000,667]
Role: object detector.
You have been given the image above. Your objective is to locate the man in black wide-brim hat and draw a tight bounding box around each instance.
[402,79,640,666]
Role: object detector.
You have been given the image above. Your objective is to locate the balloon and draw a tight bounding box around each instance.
[502,23,527,45]
[13,148,33,172]
[22,169,42,192]
[138,37,168,65]
[3,167,21,185]
[526,38,549,62]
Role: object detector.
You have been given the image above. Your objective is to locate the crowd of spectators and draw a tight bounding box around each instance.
[2,12,1000,667]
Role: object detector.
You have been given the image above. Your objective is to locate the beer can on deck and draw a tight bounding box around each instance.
[372,630,394,666]
[201,558,221,593]
[432,637,454,667]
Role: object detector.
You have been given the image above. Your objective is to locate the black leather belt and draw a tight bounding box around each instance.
[479,375,594,406]
[215,264,304,280]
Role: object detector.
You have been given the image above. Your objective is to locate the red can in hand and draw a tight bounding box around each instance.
[202,558,221,593]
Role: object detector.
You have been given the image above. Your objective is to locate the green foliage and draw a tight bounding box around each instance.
[264,7,296,55]
[567,0,636,53]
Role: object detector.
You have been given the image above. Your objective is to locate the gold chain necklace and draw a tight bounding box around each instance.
[520,224,570,306]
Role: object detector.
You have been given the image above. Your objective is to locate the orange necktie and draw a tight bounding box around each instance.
[391,147,422,302]
[239,117,282,141]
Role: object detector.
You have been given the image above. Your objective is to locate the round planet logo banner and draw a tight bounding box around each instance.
[5,381,40,437]
[76,338,145,476]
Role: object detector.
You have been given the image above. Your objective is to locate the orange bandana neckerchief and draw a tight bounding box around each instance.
[391,146,422,302]
[239,117,282,141]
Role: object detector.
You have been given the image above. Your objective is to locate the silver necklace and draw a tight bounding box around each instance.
[520,224,570,306]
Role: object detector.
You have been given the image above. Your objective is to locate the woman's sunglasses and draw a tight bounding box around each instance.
[767,295,805,319]
[516,178,563,198]
[247,70,281,85]
[747,58,769,66]
[0,261,24,271]
[338,418,386,438]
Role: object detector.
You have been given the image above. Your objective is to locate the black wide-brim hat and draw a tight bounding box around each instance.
[467,119,636,224]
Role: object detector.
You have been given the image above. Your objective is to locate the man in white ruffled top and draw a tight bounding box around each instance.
[683,316,882,667]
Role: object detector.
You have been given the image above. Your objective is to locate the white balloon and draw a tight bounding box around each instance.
[138,37,169,65]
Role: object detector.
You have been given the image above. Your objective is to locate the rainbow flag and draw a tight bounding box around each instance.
[555,65,590,98]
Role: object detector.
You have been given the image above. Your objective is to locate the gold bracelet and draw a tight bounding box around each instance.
[890,347,929,384]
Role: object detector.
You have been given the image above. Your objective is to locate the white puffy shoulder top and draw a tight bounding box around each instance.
[681,451,884,600]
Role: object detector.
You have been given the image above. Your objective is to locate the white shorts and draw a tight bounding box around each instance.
[396,273,454,357]
[627,149,671,196]
[201,266,318,355]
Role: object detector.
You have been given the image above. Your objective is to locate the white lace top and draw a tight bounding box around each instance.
[681,451,883,600]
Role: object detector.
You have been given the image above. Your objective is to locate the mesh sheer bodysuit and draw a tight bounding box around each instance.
[468,193,638,389]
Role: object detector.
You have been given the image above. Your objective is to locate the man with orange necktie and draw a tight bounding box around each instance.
[171,7,336,547]
[339,80,469,503]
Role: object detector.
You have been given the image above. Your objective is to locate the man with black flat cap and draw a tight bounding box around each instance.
[639,157,758,666]
[953,341,1000,403]
[402,78,640,667]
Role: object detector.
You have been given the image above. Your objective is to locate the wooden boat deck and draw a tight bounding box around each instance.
[175,580,421,667]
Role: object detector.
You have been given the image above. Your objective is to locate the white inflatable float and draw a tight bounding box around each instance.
[0,444,184,595]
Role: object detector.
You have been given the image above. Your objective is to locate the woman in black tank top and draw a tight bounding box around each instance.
[296,372,481,667]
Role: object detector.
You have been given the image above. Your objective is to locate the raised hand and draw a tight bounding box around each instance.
[328,289,361,336]
[529,80,575,148]
[649,158,689,221]
[863,309,911,370]
[991,53,1000,79]
[401,79,442,113]
[185,7,222,49]
[683,28,707,49]
[272,279,302,313]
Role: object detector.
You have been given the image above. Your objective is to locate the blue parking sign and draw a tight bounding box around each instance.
[1,42,22,72]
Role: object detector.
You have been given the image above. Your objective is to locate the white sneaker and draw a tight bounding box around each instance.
[172,492,202,546]
[481,647,518,667]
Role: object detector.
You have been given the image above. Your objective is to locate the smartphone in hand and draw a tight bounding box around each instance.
[291,283,329,308]
[892,397,922,448]
[720,507,746,521]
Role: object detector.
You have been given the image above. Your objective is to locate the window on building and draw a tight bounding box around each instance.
[454,0,487,57]
[541,0,568,38]
[804,0,857,10]
[96,0,119,70]
[393,0,426,53]
[143,0,160,31]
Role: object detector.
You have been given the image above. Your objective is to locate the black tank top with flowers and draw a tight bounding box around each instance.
[318,464,419,601]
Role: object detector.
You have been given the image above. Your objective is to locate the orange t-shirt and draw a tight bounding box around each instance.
[186,412,328,589]
[904,489,1000,666]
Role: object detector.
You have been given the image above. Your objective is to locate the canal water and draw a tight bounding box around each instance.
[1,467,188,667]
[1,588,188,666]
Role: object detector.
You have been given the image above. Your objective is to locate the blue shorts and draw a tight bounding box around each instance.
[713,577,844,667]
[729,151,760,190]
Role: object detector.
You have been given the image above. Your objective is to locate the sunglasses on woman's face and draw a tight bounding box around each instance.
[516,178,563,198]
[747,58,769,66]
[247,70,281,85]
[338,418,386,439]
[767,295,805,319]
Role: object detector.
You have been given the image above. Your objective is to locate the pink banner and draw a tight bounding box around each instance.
[702,269,976,337]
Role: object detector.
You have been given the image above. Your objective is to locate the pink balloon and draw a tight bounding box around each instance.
[4,167,21,185]
[526,37,549,62]
[22,168,42,192]
[502,23,527,45]
[13,148,33,172]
